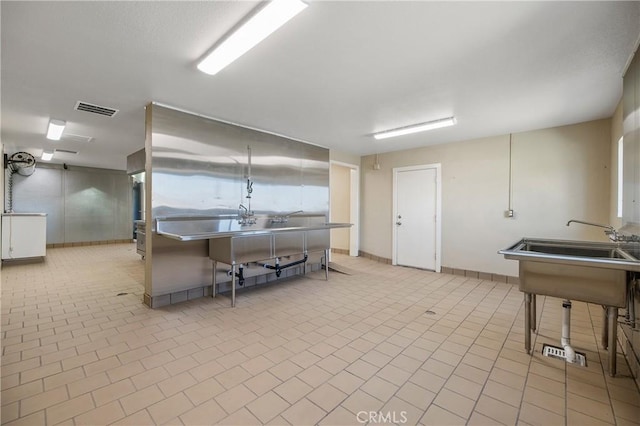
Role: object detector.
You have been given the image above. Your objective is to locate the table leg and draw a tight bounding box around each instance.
[324,249,329,281]
[602,306,608,350]
[607,306,617,376]
[231,263,236,308]
[212,260,217,298]
[531,294,537,332]
[524,293,532,354]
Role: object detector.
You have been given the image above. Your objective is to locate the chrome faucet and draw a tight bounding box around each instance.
[566,219,618,241]
[238,203,256,226]
[271,210,303,224]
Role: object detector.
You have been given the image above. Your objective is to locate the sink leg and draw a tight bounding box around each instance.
[607,306,618,376]
[524,293,532,354]
[531,294,537,332]
[602,306,608,350]
[231,263,236,308]
[212,260,217,298]
[325,249,329,281]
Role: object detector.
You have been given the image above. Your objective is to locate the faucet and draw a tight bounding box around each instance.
[238,203,256,226]
[566,219,618,241]
[271,210,303,224]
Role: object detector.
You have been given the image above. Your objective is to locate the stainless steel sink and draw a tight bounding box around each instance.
[526,244,624,259]
[501,238,640,273]
[499,237,640,376]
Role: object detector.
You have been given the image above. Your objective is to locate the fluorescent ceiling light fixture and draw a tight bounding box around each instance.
[197,0,308,75]
[46,119,66,140]
[41,151,54,161]
[373,116,457,140]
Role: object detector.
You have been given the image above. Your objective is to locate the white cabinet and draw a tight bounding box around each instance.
[1,214,47,260]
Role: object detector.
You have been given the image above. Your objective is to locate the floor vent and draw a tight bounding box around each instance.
[74,101,118,117]
[542,343,587,366]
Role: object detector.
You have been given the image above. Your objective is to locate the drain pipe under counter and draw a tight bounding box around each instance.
[561,300,577,363]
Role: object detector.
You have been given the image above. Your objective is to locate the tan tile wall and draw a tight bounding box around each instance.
[331,248,350,255]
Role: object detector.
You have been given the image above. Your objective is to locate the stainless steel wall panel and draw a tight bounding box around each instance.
[12,168,64,243]
[10,164,131,244]
[65,169,131,243]
[150,105,329,219]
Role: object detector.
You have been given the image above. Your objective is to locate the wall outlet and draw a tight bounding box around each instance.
[505,209,514,218]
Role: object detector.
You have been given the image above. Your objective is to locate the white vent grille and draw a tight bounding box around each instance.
[74,101,118,117]
[54,148,79,155]
[61,133,94,144]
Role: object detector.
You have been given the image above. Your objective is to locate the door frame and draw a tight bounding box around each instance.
[330,160,360,257]
[392,163,442,272]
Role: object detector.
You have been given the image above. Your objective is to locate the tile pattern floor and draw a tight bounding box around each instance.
[1,243,640,425]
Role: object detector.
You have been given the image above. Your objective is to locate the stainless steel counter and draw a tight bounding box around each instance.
[2,213,47,217]
[157,222,351,241]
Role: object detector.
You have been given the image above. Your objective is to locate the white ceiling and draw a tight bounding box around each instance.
[2,1,639,171]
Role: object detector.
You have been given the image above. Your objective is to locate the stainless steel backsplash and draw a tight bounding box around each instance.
[149,104,329,221]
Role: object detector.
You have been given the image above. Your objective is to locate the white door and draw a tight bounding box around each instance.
[393,165,440,271]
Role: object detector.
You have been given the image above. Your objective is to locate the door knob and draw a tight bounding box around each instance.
[396,221,402,226]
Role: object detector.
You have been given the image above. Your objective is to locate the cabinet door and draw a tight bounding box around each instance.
[2,216,47,259]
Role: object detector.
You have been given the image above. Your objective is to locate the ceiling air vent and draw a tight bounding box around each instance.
[61,133,94,144]
[74,101,118,117]
[54,149,79,155]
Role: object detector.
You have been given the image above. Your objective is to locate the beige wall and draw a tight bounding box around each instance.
[330,149,360,165]
[361,119,612,277]
[330,163,351,250]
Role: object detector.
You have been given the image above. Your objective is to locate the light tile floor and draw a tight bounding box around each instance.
[1,243,640,425]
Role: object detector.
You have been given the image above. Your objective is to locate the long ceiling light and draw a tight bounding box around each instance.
[46,119,66,140]
[197,0,308,76]
[373,116,457,140]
